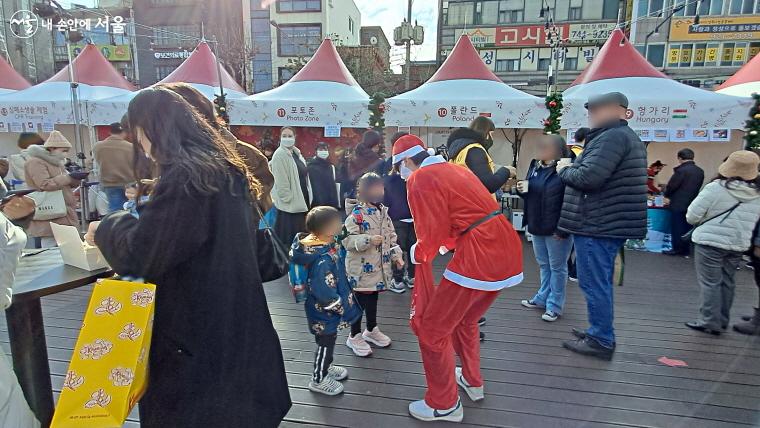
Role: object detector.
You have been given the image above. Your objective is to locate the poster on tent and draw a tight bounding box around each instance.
[227,100,370,128]
[710,129,731,142]
[0,101,87,125]
[384,98,546,129]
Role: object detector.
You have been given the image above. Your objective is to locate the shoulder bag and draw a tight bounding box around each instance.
[255,203,290,282]
[681,202,741,243]
[29,190,67,221]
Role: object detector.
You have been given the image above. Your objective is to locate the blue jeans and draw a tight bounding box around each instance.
[530,234,573,314]
[573,235,625,349]
[102,186,127,213]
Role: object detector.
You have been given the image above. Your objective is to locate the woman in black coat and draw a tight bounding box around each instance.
[518,134,573,323]
[88,88,291,427]
[307,141,339,208]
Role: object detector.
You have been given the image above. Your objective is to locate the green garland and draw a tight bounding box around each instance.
[744,92,760,150]
[214,93,229,124]
[368,92,386,155]
[543,93,563,134]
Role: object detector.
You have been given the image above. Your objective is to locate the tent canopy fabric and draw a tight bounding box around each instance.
[385,35,546,128]
[88,42,246,125]
[0,56,31,93]
[228,38,370,127]
[562,29,752,131]
[0,44,134,126]
[716,52,760,97]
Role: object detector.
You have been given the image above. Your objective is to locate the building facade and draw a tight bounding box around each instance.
[0,0,55,83]
[437,0,625,95]
[631,0,760,89]
[132,0,245,88]
[248,0,361,92]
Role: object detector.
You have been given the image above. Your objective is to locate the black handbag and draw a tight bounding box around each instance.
[681,202,741,243]
[255,204,290,282]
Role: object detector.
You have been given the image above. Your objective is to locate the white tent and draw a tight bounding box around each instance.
[227,39,369,127]
[88,42,246,125]
[561,29,752,133]
[716,51,760,97]
[0,44,134,129]
[385,35,546,129]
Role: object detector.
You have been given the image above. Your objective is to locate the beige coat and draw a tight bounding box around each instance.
[24,145,79,238]
[343,200,402,292]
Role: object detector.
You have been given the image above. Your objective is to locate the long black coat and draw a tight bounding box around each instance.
[664,160,704,212]
[558,119,648,239]
[95,164,291,428]
[306,156,339,208]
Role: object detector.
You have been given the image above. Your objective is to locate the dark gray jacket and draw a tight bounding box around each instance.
[664,161,704,212]
[558,119,648,239]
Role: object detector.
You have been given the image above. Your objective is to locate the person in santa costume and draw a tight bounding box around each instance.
[392,135,523,423]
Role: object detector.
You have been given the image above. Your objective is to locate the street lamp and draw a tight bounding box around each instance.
[642,4,685,63]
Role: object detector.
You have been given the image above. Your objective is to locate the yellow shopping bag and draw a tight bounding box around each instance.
[51,279,155,428]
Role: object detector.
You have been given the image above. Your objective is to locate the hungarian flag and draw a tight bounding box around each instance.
[672,109,688,119]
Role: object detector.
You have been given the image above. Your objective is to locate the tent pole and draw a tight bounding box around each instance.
[66,40,88,232]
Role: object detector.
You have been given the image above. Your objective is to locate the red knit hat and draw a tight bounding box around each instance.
[392,134,426,164]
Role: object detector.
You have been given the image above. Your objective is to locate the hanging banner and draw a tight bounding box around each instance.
[670,16,760,42]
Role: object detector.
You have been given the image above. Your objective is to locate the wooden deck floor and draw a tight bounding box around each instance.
[3,242,760,427]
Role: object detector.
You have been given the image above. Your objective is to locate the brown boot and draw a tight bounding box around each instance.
[733,308,760,336]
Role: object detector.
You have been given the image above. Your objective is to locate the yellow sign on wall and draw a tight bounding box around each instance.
[680,47,692,63]
[706,47,719,62]
[668,48,680,64]
[70,44,131,62]
[722,46,734,62]
[670,16,760,42]
[734,47,747,62]
[694,48,705,62]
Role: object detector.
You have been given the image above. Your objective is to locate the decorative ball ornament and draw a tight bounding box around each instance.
[378,103,386,113]
[548,101,557,108]
[754,113,760,119]
[751,130,759,136]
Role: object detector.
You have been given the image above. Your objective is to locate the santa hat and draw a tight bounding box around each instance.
[392,134,426,164]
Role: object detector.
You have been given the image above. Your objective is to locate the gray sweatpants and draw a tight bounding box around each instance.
[694,244,743,330]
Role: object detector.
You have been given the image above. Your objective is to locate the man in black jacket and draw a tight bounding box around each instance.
[556,92,647,360]
[663,148,704,256]
[306,142,340,209]
[446,128,515,194]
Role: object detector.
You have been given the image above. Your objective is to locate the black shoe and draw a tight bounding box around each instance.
[662,250,683,256]
[562,337,614,361]
[478,317,486,327]
[479,331,485,342]
[571,328,586,339]
[741,315,752,322]
[685,321,721,336]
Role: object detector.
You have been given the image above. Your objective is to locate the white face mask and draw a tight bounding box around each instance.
[316,150,329,159]
[400,164,412,180]
[280,137,295,147]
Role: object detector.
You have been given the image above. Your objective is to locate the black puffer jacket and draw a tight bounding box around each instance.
[558,119,648,239]
[520,159,566,236]
[307,156,339,209]
[447,128,510,193]
[664,161,704,212]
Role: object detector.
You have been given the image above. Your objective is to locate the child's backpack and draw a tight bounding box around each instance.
[288,261,308,303]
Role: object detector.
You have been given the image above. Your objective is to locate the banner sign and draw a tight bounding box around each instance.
[670,16,760,41]
[71,44,131,61]
[456,22,615,48]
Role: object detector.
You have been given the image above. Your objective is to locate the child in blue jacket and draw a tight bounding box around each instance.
[290,206,362,396]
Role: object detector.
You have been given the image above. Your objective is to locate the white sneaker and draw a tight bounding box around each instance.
[408,398,463,422]
[406,277,415,288]
[346,333,372,357]
[327,365,348,381]
[455,367,484,401]
[389,279,407,294]
[308,377,344,396]
[542,311,559,322]
[362,326,391,347]
[521,299,543,309]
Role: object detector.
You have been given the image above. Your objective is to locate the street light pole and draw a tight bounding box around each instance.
[404,0,412,90]
[643,4,685,63]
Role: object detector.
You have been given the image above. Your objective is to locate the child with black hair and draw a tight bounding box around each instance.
[343,172,403,357]
[290,206,362,395]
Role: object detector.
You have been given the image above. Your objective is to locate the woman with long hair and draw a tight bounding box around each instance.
[684,151,760,336]
[270,126,312,245]
[341,130,384,200]
[87,88,291,427]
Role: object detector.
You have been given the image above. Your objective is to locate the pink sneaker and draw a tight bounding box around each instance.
[346,333,372,357]
[362,326,391,347]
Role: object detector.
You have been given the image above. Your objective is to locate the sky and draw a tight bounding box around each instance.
[58,0,439,65]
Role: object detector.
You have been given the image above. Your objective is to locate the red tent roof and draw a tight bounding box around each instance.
[0,56,31,90]
[717,51,760,90]
[428,35,501,83]
[570,29,668,87]
[46,44,135,90]
[289,38,360,86]
[159,42,245,93]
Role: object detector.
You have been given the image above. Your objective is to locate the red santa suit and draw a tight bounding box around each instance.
[398,140,523,411]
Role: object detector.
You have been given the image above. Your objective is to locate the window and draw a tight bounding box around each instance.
[679,43,693,67]
[721,42,734,66]
[638,0,665,17]
[667,44,680,67]
[277,0,321,12]
[728,0,755,13]
[479,0,499,24]
[278,24,321,57]
[447,1,474,26]
[495,58,519,72]
[497,0,524,23]
[692,43,707,66]
[152,24,200,46]
[705,42,720,66]
[348,17,354,34]
[646,44,665,67]
[568,7,582,20]
[602,0,618,19]
[442,1,449,24]
[564,56,578,70]
[538,58,551,71]
[278,67,295,83]
[733,42,748,66]
[155,65,176,81]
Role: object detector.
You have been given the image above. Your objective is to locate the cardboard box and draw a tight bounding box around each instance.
[50,223,110,271]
